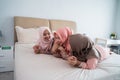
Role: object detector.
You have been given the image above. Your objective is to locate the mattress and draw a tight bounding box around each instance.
[14,43,120,80]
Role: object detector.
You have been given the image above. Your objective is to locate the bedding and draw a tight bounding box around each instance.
[15,26,39,43]
[14,16,120,80]
[14,43,120,80]
[14,16,49,42]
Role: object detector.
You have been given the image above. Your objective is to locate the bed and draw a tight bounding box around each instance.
[14,16,120,80]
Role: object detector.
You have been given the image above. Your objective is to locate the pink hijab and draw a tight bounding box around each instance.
[54,27,73,54]
[37,27,53,50]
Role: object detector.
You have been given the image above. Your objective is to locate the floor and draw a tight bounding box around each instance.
[0,71,14,80]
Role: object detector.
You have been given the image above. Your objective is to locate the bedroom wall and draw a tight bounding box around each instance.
[115,0,120,39]
[0,0,117,46]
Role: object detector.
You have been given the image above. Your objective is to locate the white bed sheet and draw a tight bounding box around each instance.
[14,43,120,80]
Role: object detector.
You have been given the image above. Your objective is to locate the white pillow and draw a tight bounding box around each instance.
[15,26,39,43]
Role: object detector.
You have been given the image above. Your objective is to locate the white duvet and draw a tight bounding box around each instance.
[14,43,120,80]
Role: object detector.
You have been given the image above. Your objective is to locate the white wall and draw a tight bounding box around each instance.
[115,0,120,39]
[0,0,117,45]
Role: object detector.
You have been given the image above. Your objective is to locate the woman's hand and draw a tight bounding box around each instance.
[33,45,40,54]
[58,46,65,52]
[51,41,60,54]
[67,56,78,66]
[55,39,62,45]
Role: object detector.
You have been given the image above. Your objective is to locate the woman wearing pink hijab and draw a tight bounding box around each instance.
[33,27,54,54]
[52,27,73,59]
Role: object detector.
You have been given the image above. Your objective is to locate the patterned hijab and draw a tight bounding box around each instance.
[54,27,73,54]
[37,27,53,50]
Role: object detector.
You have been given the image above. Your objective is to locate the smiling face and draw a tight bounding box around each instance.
[43,29,51,42]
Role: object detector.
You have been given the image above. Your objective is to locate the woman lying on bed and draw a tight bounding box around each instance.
[51,27,72,58]
[52,27,110,69]
[33,26,64,58]
[33,27,54,54]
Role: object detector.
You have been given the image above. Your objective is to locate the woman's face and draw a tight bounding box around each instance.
[54,33,62,45]
[43,29,51,42]
[54,33,60,40]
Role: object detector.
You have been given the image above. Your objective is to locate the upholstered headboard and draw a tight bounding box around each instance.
[14,16,76,43]
[49,20,76,32]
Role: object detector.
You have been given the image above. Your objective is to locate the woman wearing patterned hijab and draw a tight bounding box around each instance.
[52,27,73,59]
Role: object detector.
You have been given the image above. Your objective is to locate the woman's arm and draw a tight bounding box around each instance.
[78,58,98,69]
[67,56,98,69]
[51,40,60,54]
[86,58,98,69]
[58,46,70,59]
[33,45,40,54]
[67,56,80,66]
[67,56,88,68]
